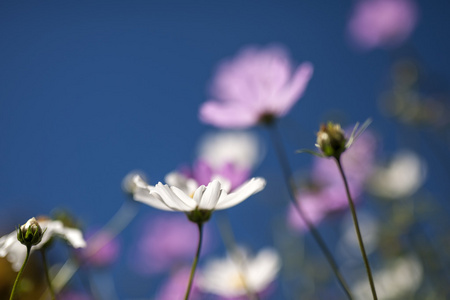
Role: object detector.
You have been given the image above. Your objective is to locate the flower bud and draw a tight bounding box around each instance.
[316,122,347,158]
[16,217,45,248]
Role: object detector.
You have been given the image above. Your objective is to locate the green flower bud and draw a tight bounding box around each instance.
[316,122,347,158]
[17,217,45,248]
[187,208,212,224]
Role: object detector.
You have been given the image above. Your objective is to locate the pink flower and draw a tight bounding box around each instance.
[199,45,313,128]
[130,214,213,274]
[348,0,418,50]
[76,229,121,268]
[155,267,202,300]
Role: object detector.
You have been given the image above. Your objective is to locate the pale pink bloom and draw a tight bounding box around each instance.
[200,46,313,128]
[155,266,202,300]
[288,130,377,232]
[348,0,418,50]
[130,214,213,274]
[76,229,121,268]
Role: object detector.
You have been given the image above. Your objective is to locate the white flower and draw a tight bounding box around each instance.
[0,218,87,271]
[121,171,149,194]
[197,247,281,297]
[352,255,422,300]
[198,131,264,170]
[369,150,427,199]
[133,177,266,222]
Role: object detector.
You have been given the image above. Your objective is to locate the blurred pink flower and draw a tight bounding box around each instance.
[130,214,213,274]
[348,0,418,50]
[288,130,377,231]
[155,266,202,300]
[76,229,121,268]
[199,45,313,128]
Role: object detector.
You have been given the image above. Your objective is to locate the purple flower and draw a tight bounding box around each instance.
[76,229,121,268]
[155,266,202,300]
[348,0,418,50]
[130,214,213,274]
[200,45,313,128]
[288,130,377,231]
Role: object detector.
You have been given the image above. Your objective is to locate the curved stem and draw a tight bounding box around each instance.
[267,122,353,299]
[41,249,56,300]
[184,222,204,300]
[335,157,378,300]
[10,246,31,300]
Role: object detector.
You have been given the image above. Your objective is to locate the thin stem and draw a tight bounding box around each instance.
[267,122,353,299]
[335,157,378,300]
[10,246,31,300]
[184,222,204,300]
[41,249,56,300]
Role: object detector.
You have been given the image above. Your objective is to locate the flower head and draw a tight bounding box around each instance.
[16,217,45,248]
[199,45,313,128]
[0,217,86,271]
[133,177,266,223]
[348,0,418,50]
[316,123,347,158]
[197,247,281,298]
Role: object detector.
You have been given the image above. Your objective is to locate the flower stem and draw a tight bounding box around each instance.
[41,249,56,300]
[184,222,204,300]
[335,157,378,300]
[10,245,31,300]
[267,122,353,299]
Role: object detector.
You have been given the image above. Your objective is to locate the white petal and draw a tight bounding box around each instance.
[192,185,207,205]
[170,186,197,210]
[215,177,266,210]
[152,183,195,211]
[165,171,199,195]
[198,180,222,210]
[134,188,176,211]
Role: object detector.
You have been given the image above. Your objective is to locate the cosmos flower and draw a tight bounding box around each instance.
[130,214,213,274]
[0,217,86,271]
[348,0,418,50]
[368,150,426,199]
[199,45,313,128]
[289,129,377,231]
[197,247,281,299]
[179,131,265,190]
[133,177,266,223]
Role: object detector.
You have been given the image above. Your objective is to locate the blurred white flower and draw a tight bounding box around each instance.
[197,247,281,298]
[352,255,422,299]
[121,170,149,194]
[369,150,426,199]
[0,217,86,271]
[198,131,264,171]
[133,177,266,222]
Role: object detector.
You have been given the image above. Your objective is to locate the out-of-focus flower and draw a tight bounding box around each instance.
[76,229,120,268]
[0,217,86,271]
[134,177,266,223]
[155,266,202,300]
[180,131,265,190]
[289,130,377,231]
[348,0,418,50]
[130,214,213,274]
[197,247,281,299]
[368,150,426,199]
[199,45,313,128]
[316,123,347,158]
[121,170,149,194]
[352,255,422,299]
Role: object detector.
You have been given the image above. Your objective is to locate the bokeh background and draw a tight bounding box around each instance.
[1,0,450,299]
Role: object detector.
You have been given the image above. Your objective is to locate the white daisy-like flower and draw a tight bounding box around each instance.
[0,217,87,271]
[197,247,281,298]
[133,176,266,222]
[198,131,264,170]
[352,255,422,300]
[369,150,427,199]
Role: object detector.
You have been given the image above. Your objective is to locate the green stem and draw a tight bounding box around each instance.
[41,249,56,300]
[335,157,378,300]
[10,246,31,300]
[268,122,354,299]
[184,223,204,300]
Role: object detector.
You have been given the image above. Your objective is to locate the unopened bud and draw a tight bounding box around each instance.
[316,122,347,158]
[17,217,45,247]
